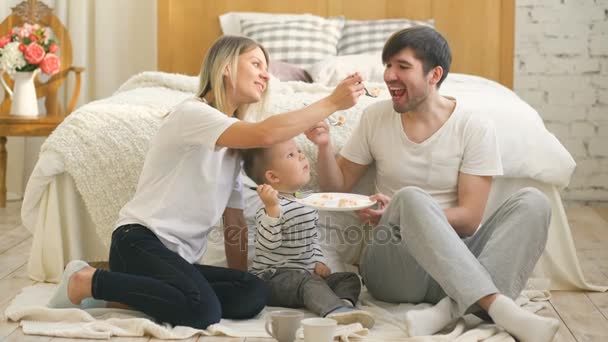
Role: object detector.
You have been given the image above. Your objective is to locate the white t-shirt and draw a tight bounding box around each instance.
[340,99,503,209]
[116,98,243,263]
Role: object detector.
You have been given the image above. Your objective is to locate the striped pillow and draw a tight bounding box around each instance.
[337,18,434,56]
[240,15,345,68]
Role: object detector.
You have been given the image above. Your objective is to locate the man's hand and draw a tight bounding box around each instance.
[355,193,391,227]
[305,120,331,147]
[314,262,331,278]
[257,184,280,217]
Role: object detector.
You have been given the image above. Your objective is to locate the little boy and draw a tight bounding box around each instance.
[243,138,375,328]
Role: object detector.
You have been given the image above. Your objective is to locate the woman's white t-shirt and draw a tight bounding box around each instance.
[116,98,243,263]
[340,99,503,209]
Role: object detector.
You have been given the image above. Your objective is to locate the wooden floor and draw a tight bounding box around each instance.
[0,200,607,341]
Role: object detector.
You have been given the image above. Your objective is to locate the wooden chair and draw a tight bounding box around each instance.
[0,0,84,117]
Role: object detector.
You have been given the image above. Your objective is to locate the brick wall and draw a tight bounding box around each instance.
[514,0,608,202]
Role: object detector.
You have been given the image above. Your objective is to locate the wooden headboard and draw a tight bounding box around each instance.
[158,0,514,88]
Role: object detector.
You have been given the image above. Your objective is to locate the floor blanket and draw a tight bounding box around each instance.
[5,283,552,341]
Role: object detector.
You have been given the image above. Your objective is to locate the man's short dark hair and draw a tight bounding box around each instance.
[382,26,452,88]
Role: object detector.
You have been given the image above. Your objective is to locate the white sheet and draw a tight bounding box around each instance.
[6,282,552,341]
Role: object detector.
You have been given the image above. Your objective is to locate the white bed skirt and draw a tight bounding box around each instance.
[22,166,606,292]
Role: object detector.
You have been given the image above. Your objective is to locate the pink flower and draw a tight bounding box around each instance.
[0,34,11,48]
[18,43,27,52]
[42,29,50,44]
[40,53,60,75]
[49,43,59,53]
[24,43,45,64]
[18,27,28,39]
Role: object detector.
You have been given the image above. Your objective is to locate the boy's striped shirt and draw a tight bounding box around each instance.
[251,198,326,275]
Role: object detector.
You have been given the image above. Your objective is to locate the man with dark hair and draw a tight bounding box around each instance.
[306,26,559,341]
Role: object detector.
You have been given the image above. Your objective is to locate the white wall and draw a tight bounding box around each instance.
[2,0,157,200]
[514,0,608,202]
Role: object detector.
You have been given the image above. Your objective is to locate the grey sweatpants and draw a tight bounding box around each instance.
[360,186,551,316]
[260,269,361,316]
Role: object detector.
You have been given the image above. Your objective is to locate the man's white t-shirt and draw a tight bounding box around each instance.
[340,98,503,209]
[116,98,243,263]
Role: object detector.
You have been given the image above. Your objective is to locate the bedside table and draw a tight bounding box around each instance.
[0,113,66,208]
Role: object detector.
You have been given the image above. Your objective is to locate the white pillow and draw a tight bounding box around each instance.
[307,53,385,86]
[219,12,318,35]
[240,16,344,68]
[440,73,576,188]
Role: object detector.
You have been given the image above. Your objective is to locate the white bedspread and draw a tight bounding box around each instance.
[34,71,575,249]
[6,283,554,341]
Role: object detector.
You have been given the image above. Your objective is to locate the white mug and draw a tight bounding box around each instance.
[301,317,337,342]
[265,310,304,342]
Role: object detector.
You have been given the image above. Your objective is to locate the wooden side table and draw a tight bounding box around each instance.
[0,113,66,207]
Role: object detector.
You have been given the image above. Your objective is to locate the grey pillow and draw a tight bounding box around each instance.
[338,18,434,55]
[269,60,312,82]
[240,15,345,67]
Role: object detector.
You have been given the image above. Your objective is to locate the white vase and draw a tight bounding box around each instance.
[0,70,39,117]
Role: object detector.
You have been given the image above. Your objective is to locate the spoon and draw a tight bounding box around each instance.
[364,86,379,98]
[247,186,313,199]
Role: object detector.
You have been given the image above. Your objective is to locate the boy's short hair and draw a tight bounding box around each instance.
[242,148,273,185]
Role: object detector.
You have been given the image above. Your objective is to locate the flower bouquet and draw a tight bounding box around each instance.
[0,23,60,76]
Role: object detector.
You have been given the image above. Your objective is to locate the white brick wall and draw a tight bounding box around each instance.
[515,0,608,202]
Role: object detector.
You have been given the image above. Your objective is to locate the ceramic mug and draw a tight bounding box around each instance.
[265,310,304,342]
[301,317,337,342]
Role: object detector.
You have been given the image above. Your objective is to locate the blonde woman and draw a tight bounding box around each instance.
[47,35,365,329]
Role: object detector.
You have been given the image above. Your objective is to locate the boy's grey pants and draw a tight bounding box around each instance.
[260,269,361,316]
[360,186,551,316]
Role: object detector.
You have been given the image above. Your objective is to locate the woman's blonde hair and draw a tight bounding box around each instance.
[197,35,270,119]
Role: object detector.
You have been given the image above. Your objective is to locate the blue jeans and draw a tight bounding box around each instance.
[91,224,268,329]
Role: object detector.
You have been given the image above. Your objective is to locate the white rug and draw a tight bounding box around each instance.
[5,283,553,341]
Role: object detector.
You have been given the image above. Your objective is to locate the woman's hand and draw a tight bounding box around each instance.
[355,193,391,227]
[327,73,365,111]
[257,184,280,217]
[305,120,331,147]
[314,262,332,278]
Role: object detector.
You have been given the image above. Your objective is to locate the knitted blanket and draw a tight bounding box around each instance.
[40,72,195,247]
[39,71,574,248]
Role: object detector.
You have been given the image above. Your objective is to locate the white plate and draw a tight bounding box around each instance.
[296,192,376,211]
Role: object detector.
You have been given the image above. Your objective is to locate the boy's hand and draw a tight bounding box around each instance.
[314,262,331,278]
[257,184,280,217]
[305,120,330,147]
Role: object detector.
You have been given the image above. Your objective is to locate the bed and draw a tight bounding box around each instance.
[21,0,604,309]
